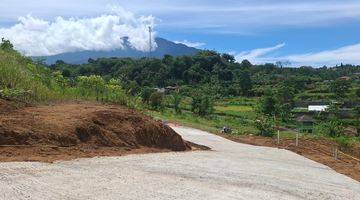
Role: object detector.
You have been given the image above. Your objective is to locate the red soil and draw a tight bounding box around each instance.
[0,101,194,162]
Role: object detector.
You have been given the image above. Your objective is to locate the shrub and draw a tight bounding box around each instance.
[0,38,14,51]
[149,92,164,110]
[255,115,275,137]
[191,95,214,116]
[141,87,156,104]
[105,78,127,104]
[0,48,57,102]
[314,119,344,137]
[76,75,105,101]
[334,136,353,150]
[257,88,277,116]
[172,93,182,114]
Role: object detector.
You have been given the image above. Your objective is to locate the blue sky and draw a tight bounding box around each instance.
[1,0,360,66]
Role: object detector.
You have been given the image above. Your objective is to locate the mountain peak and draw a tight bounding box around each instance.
[37,37,199,64]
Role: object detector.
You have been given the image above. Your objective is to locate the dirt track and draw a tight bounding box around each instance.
[0,101,190,162]
[0,126,359,200]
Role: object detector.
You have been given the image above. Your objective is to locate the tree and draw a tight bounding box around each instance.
[0,38,14,51]
[127,80,140,96]
[191,95,214,116]
[238,69,252,96]
[275,61,291,69]
[240,60,252,69]
[356,87,360,97]
[53,71,68,94]
[141,87,156,104]
[257,88,278,117]
[221,53,235,63]
[330,79,351,99]
[171,93,182,114]
[327,102,341,118]
[149,92,164,110]
[255,115,275,137]
[276,85,295,121]
[314,119,343,137]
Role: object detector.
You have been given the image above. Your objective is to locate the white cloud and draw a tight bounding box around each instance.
[235,43,360,67]
[2,1,360,34]
[235,43,285,63]
[284,44,360,66]
[174,40,205,48]
[0,7,156,56]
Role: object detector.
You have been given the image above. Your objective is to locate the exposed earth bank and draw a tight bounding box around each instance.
[0,101,194,162]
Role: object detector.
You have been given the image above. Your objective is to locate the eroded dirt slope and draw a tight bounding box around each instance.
[0,101,191,162]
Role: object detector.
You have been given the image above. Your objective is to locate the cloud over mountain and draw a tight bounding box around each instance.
[0,7,156,56]
[174,40,205,48]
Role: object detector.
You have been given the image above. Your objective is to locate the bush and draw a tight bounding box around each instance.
[191,95,214,116]
[172,93,182,114]
[149,92,164,110]
[314,119,344,137]
[0,88,31,102]
[76,75,105,101]
[255,115,275,137]
[0,48,57,102]
[334,136,353,150]
[141,87,156,104]
[105,78,127,104]
[257,88,277,116]
[0,38,14,51]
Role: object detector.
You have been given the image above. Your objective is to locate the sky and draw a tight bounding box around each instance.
[0,0,360,67]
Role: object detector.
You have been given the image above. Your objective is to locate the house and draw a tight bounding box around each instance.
[165,86,180,93]
[308,105,328,112]
[296,115,316,133]
[154,87,166,93]
[339,76,351,81]
[154,86,179,94]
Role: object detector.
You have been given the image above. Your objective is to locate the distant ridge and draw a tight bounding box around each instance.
[36,38,199,64]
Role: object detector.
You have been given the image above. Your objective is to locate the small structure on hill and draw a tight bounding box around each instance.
[165,86,180,93]
[154,86,179,94]
[154,87,166,93]
[308,105,328,112]
[296,115,316,133]
[339,76,351,81]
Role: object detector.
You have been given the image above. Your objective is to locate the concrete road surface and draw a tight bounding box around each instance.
[0,126,359,200]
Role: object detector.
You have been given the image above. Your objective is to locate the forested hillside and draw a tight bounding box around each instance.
[47,45,360,152]
[49,50,360,100]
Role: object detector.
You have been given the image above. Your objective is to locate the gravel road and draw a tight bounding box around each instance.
[0,126,359,200]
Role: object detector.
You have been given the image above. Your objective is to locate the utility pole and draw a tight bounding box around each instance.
[148,26,152,58]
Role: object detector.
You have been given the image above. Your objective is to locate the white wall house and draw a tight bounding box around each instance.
[308,105,329,112]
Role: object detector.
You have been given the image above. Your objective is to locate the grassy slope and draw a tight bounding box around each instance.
[0,49,59,102]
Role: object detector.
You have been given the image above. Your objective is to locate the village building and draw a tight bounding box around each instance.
[308,105,328,112]
[296,114,316,133]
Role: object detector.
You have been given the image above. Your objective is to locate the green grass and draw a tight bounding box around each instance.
[215,105,253,112]
[147,108,258,135]
[216,97,257,106]
[0,49,59,102]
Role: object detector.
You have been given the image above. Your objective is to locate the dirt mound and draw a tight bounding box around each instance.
[0,102,191,162]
